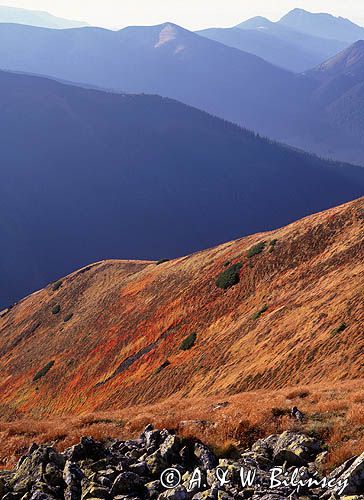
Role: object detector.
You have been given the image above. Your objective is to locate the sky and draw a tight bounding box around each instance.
[2,0,364,30]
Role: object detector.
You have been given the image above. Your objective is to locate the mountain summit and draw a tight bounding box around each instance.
[280,8,364,43]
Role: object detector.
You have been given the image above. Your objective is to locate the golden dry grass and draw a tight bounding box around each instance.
[0,198,363,471]
[0,197,363,419]
[0,379,363,471]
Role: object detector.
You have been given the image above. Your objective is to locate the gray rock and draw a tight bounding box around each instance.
[272,432,321,466]
[110,471,145,496]
[158,485,190,499]
[81,482,109,499]
[194,444,217,471]
[146,450,169,477]
[160,435,181,461]
[330,452,364,495]
[63,460,83,500]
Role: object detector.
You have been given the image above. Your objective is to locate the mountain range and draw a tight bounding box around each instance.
[1,197,362,415]
[1,69,364,308]
[198,8,364,73]
[198,15,347,73]
[0,19,364,164]
[0,21,304,140]
[0,5,88,29]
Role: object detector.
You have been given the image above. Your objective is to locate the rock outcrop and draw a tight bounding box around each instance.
[1,426,364,499]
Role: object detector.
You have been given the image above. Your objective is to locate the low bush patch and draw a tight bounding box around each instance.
[179,332,197,351]
[33,361,55,382]
[331,323,348,336]
[216,263,242,290]
[52,280,63,291]
[64,313,73,323]
[155,360,171,374]
[156,259,170,265]
[247,241,266,258]
[52,305,61,315]
[252,305,268,320]
[269,239,278,252]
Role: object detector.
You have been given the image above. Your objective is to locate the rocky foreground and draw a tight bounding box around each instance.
[1,426,364,500]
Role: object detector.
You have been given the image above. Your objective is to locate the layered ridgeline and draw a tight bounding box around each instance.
[198,16,347,73]
[1,21,364,164]
[0,21,306,140]
[0,5,88,29]
[199,8,364,73]
[1,70,364,307]
[0,198,363,416]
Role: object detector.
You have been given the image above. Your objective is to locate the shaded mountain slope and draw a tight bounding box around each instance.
[309,40,364,106]
[0,21,311,139]
[0,20,363,165]
[290,41,364,164]
[1,70,364,308]
[198,18,346,72]
[0,198,363,417]
[0,5,88,29]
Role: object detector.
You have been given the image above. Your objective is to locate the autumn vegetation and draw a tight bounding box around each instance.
[0,197,363,471]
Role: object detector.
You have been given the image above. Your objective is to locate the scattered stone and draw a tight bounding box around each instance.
[211,403,229,411]
[2,426,361,499]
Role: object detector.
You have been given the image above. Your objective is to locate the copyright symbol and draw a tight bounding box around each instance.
[160,468,181,489]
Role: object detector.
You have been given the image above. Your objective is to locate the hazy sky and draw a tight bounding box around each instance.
[3,0,364,30]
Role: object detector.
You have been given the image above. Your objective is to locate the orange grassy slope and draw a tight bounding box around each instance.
[0,197,363,418]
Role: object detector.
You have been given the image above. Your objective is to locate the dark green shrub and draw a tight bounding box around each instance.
[155,360,171,374]
[247,241,266,258]
[156,259,170,265]
[269,239,278,253]
[252,305,268,320]
[64,313,73,323]
[33,361,55,382]
[179,332,197,351]
[331,323,348,336]
[223,260,231,267]
[52,305,61,315]
[52,280,63,291]
[216,263,242,290]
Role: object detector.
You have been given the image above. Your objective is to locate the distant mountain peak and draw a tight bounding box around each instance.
[155,24,178,47]
[236,16,272,30]
[0,4,88,29]
[279,8,364,43]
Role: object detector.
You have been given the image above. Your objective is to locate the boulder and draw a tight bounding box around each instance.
[160,435,182,461]
[272,432,321,466]
[65,437,106,463]
[330,452,364,496]
[194,444,217,471]
[252,435,279,459]
[63,460,83,500]
[146,450,169,476]
[110,471,145,496]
